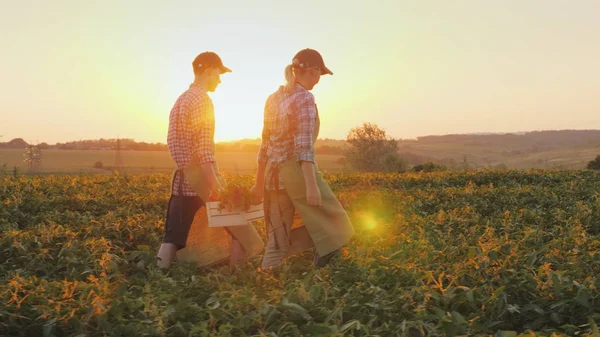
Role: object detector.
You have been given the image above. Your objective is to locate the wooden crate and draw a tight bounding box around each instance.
[205,201,265,228]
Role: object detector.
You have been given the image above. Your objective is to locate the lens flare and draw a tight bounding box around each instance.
[361,213,378,230]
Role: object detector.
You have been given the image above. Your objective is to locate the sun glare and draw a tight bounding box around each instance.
[360,213,378,231]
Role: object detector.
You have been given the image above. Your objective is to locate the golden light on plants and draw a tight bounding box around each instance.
[360,212,378,231]
[3,170,600,335]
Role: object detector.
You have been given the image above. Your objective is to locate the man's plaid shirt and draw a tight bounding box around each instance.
[167,83,216,196]
[257,84,318,190]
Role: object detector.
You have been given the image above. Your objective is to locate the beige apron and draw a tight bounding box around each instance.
[172,163,264,267]
[263,114,354,266]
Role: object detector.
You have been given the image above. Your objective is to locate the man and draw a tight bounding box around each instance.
[156,51,232,269]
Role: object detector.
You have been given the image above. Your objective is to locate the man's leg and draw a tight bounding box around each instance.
[157,195,203,269]
[261,190,295,269]
[228,237,245,267]
[157,243,178,269]
[226,222,266,268]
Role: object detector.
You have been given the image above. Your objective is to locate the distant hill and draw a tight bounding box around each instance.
[397,129,600,169]
[3,129,600,169]
[0,138,28,149]
[412,129,600,148]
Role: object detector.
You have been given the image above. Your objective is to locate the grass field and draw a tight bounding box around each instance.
[3,141,599,176]
[2,170,600,336]
[398,143,599,170]
[0,149,346,174]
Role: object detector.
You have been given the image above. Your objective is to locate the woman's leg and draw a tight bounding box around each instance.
[261,190,295,268]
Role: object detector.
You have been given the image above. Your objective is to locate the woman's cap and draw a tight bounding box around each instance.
[293,48,333,75]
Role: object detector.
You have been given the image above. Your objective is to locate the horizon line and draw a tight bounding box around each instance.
[3,128,600,146]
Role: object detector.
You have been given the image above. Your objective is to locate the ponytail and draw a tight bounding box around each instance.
[284,64,295,89]
[284,58,302,90]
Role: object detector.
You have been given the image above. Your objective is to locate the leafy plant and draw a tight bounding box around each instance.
[413,161,447,173]
[217,180,253,212]
[586,155,600,170]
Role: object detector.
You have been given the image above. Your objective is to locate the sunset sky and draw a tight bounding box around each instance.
[1,0,599,144]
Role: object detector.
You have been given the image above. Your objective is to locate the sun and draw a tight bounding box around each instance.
[210,78,281,143]
[213,105,263,142]
[157,46,290,143]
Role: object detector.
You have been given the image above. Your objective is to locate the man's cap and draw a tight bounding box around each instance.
[192,52,232,74]
[292,48,333,75]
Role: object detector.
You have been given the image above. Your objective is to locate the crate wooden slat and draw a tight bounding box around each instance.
[205,201,265,228]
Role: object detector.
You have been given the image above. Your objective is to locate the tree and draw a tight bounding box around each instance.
[587,155,600,170]
[344,123,406,172]
[23,144,42,173]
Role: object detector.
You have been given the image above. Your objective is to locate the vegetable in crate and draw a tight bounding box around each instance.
[217,182,253,212]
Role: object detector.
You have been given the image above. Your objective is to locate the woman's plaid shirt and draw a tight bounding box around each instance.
[167,83,216,196]
[257,84,318,190]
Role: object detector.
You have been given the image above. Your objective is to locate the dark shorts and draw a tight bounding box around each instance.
[163,194,205,250]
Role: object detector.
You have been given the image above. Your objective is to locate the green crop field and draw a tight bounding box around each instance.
[2,170,600,336]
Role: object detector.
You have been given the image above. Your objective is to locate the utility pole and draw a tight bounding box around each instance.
[114,138,124,171]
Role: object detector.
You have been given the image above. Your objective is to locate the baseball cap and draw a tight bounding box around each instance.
[292,48,333,75]
[192,51,232,74]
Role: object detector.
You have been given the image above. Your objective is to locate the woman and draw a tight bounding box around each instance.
[251,48,355,269]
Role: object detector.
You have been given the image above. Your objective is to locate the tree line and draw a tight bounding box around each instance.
[0,137,346,155]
